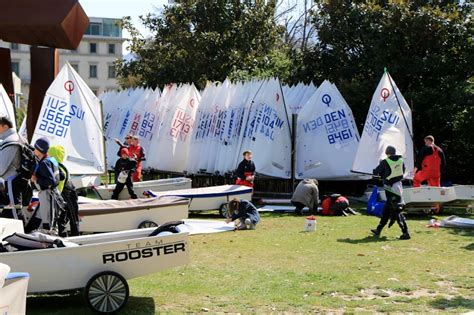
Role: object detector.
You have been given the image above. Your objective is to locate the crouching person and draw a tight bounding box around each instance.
[321,194,357,216]
[227,198,260,230]
[112,148,138,200]
[291,179,319,215]
[29,138,64,231]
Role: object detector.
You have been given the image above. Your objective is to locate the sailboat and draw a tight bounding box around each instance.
[31,63,106,186]
[354,70,473,212]
[297,80,361,180]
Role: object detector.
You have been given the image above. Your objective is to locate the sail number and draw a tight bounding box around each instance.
[39,96,85,138]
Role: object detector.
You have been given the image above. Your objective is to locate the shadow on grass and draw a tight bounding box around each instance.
[429,296,474,311]
[447,228,474,237]
[463,243,474,251]
[337,236,395,244]
[27,292,155,315]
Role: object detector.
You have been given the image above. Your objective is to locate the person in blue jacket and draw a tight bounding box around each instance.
[226,198,260,230]
[30,137,64,231]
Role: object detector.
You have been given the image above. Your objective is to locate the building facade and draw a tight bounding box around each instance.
[0,17,124,104]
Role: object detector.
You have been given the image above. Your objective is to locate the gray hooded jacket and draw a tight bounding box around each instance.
[0,128,21,179]
[291,179,319,210]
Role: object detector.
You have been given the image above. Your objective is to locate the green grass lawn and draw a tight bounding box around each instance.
[27,212,474,314]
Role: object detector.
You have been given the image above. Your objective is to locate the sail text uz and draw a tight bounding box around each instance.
[38,95,85,138]
[245,103,285,141]
[364,104,401,140]
[302,109,354,145]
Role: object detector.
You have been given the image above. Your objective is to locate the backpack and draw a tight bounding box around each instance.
[1,141,38,179]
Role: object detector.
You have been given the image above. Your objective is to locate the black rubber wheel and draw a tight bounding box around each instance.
[138,220,158,229]
[84,271,129,314]
[219,203,230,218]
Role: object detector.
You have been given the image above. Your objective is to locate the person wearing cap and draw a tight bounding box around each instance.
[0,116,31,208]
[111,148,138,200]
[321,194,357,216]
[371,146,410,240]
[413,135,446,187]
[128,135,146,182]
[226,198,260,230]
[291,179,319,215]
[114,134,132,153]
[235,150,256,188]
[30,137,64,231]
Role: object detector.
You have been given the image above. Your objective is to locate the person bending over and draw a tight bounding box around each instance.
[226,198,260,230]
[291,179,319,215]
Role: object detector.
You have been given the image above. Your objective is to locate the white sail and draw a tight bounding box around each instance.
[239,78,292,178]
[0,84,16,129]
[147,84,201,172]
[297,80,361,180]
[31,63,105,175]
[352,72,414,178]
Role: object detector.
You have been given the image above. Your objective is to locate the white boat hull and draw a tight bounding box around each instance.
[78,197,189,233]
[0,229,189,293]
[93,177,192,200]
[70,175,101,189]
[152,185,253,211]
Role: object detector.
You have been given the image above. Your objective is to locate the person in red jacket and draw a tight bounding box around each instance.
[413,135,446,187]
[128,135,146,182]
[321,194,357,216]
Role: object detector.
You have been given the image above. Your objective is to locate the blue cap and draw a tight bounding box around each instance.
[34,137,50,154]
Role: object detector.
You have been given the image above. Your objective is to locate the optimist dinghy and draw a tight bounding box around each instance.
[148,184,253,217]
[0,219,189,313]
[78,196,189,232]
[93,177,192,200]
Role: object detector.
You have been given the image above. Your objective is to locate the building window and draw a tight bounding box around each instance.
[11,43,19,50]
[90,43,97,54]
[89,65,98,78]
[11,61,19,76]
[71,63,79,73]
[108,44,116,54]
[108,65,116,79]
[88,23,102,36]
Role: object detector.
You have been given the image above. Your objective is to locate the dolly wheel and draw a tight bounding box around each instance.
[138,220,159,229]
[84,271,129,314]
[219,203,230,218]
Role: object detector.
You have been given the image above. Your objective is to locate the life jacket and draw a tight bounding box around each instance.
[422,145,441,175]
[386,157,404,181]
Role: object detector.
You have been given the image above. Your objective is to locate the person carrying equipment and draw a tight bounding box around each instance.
[291,179,319,215]
[30,138,64,231]
[321,194,357,216]
[235,150,255,188]
[413,135,446,187]
[226,198,260,230]
[111,148,138,200]
[48,145,80,236]
[371,146,410,240]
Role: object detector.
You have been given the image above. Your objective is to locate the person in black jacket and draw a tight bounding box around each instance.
[30,137,64,231]
[235,150,256,187]
[371,145,410,240]
[226,198,260,230]
[112,148,138,200]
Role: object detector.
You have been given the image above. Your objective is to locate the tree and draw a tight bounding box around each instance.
[117,0,289,89]
[292,0,473,183]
